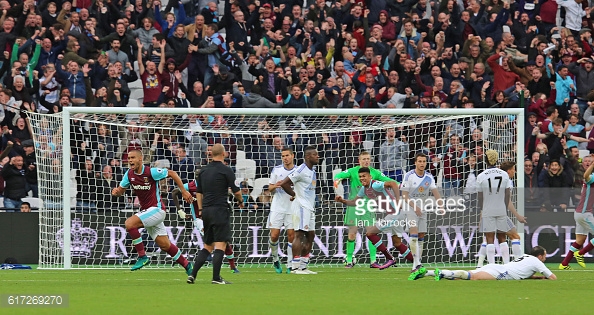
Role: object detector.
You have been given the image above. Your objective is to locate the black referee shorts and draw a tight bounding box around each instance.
[202,206,231,244]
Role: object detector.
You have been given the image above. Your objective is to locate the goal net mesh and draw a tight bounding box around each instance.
[28,110,520,269]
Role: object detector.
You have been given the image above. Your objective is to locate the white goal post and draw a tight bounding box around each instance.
[28,107,524,269]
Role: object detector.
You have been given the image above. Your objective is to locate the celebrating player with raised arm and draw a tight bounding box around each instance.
[111,150,194,274]
[334,151,402,268]
[279,146,320,275]
[267,147,297,274]
[402,153,442,280]
[413,246,556,281]
[560,156,594,270]
[171,172,239,274]
[335,167,413,270]
[477,150,511,266]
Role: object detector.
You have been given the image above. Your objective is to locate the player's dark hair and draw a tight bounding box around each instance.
[281,147,294,154]
[414,152,427,162]
[500,161,515,172]
[304,145,317,155]
[358,167,371,174]
[529,245,546,257]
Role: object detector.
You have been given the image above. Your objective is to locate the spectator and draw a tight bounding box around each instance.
[21,139,37,198]
[76,158,98,213]
[236,180,258,212]
[172,145,195,182]
[20,201,31,212]
[379,127,409,182]
[1,155,27,211]
[538,159,572,212]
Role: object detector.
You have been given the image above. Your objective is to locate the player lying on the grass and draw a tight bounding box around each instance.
[412,246,556,280]
[279,146,319,274]
[401,153,442,278]
[560,155,594,270]
[335,167,413,270]
[267,147,297,274]
[334,151,395,268]
[476,161,526,266]
[111,150,194,274]
[172,184,239,274]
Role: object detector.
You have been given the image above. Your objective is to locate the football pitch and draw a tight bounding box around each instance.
[0,264,588,314]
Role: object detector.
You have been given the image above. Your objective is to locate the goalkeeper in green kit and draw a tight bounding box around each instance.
[334,151,410,268]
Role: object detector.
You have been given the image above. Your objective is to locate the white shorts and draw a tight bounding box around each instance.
[267,212,294,229]
[405,211,428,233]
[506,217,516,231]
[574,212,594,235]
[376,213,406,237]
[136,207,167,240]
[472,264,514,280]
[481,216,513,233]
[292,205,315,232]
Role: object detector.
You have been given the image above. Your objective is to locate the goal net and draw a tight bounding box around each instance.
[28,108,524,269]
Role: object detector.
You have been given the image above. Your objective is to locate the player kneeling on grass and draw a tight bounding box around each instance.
[335,167,412,270]
[111,150,194,274]
[172,182,239,274]
[560,156,594,270]
[411,246,556,281]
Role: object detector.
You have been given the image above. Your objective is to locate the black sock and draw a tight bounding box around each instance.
[192,248,211,278]
[212,249,225,281]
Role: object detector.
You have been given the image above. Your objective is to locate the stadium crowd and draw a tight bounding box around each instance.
[0,0,592,212]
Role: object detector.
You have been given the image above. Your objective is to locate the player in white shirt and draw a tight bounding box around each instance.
[267,147,297,274]
[476,161,527,266]
[476,150,511,266]
[412,246,556,280]
[279,146,320,275]
[401,153,442,279]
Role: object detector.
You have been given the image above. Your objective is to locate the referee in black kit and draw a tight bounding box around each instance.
[188,144,244,285]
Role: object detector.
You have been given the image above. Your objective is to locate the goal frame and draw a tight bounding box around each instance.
[55,107,525,269]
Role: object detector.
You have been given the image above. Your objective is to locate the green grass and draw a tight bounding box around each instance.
[0,263,589,314]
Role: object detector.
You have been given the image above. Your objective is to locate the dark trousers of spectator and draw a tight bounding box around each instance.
[76,201,97,213]
[385,169,404,183]
[323,150,340,202]
[26,182,38,198]
[557,103,569,121]
[4,197,23,211]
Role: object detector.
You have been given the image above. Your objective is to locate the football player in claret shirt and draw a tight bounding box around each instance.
[112,150,194,274]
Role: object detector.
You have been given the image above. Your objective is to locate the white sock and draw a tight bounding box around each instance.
[292,256,300,270]
[270,240,279,262]
[426,270,435,277]
[499,242,510,264]
[287,243,293,269]
[486,244,496,265]
[477,243,487,267]
[441,270,471,280]
[299,255,309,270]
[511,239,522,259]
[410,236,420,267]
